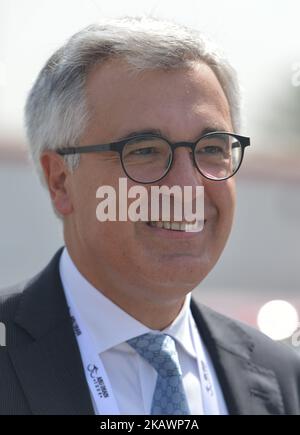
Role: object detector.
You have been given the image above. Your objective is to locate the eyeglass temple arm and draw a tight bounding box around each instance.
[56,143,118,155]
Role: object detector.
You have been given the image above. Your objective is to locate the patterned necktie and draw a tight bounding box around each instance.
[127,332,190,415]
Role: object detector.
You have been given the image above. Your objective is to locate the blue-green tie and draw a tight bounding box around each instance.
[127,332,190,415]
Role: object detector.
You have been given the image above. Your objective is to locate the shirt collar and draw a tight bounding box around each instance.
[162,292,196,358]
[59,247,196,358]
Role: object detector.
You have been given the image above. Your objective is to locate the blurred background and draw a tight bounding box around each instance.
[0,0,299,349]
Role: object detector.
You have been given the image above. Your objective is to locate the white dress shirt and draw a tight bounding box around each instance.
[59,247,228,415]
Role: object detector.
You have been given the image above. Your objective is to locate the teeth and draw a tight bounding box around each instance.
[149,221,204,232]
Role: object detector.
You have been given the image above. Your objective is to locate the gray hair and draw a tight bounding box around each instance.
[24,15,242,183]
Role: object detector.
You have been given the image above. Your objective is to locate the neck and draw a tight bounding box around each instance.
[99,289,186,331]
[65,245,186,331]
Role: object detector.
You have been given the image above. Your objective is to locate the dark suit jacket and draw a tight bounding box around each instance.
[0,247,300,415]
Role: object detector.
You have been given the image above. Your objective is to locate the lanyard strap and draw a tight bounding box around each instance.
[189,315,220,415]
[65,286,220,415]
[65,290,120,415]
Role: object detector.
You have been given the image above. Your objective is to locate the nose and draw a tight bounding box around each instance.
[150,146,205,223]
[161,146,205,189]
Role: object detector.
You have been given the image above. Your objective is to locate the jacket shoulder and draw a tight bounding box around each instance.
[191,299,300,413]
[0,289,23,323]
[197,301,300,366]
[234,314,300,370]
[0,284,33,414]
[0,278,35,324]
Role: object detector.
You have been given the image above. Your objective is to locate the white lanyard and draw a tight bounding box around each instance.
[65,292,120,415]
[65,287,220,415]
[189,315,220,415]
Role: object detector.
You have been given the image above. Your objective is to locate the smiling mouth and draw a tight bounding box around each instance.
[146,220,205,232]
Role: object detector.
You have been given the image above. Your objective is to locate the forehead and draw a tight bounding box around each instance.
[84,59,232,142]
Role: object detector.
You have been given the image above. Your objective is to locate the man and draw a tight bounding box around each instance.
[0,16,299,415]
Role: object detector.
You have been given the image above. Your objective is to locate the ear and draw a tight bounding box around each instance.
[40,150,74,216]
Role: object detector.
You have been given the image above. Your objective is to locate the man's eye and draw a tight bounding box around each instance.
[199,146,224,155]
[131,147,157,156]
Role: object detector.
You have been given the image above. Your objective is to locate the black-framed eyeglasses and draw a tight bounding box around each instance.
[56,131,250,183]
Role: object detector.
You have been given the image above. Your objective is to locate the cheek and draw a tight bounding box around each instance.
[206,179,236,227]
[73,185,99,227]
[71,163,119,220]
[91,221,138,272]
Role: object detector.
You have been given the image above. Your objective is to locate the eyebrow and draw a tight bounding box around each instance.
[117,125,229,142]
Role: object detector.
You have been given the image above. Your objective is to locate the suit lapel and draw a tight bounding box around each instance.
[8,248,94,415]
[190,298,285,415]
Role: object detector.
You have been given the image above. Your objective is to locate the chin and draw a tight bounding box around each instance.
[143,258,211,289]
